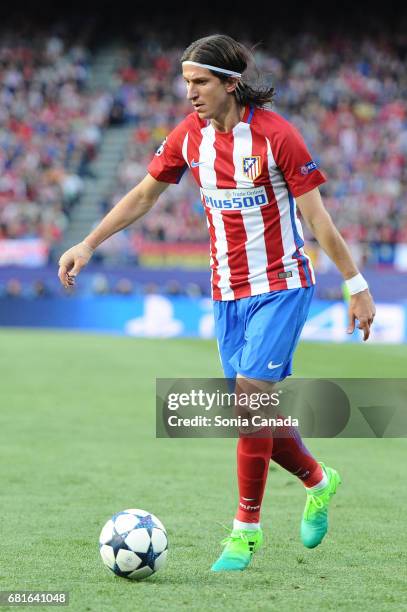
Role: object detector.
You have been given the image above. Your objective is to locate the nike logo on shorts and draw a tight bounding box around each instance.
[191,159,204,167]
[267,361,283,369]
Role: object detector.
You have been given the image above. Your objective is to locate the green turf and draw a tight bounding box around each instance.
[0,329,406,612]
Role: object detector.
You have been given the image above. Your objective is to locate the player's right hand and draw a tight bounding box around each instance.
[58,241,94,288]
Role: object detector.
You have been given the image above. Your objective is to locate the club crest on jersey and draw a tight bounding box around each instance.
[243,156,261,180]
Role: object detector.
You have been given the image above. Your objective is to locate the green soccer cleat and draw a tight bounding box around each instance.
[301,463,341,549]
[211,528,263,572]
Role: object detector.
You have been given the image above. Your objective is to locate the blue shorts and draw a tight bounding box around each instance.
[213,286,314,382]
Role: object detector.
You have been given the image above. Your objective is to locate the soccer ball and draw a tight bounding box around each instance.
[99,509,168,580]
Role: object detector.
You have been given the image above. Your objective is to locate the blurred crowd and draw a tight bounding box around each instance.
[0,30,112,250]
[0,274,205,298]
[0,27,406,267]
[100,31,407,261]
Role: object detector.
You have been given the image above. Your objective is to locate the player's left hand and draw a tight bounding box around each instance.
[347,289,376,341]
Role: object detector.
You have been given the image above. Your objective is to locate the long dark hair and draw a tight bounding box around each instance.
[181,34,275,108]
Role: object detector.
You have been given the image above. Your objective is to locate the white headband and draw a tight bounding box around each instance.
[182,61,241,78]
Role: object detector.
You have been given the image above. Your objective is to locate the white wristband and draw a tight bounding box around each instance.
[345,273,369,295]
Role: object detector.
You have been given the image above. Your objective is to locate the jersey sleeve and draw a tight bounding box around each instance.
[272,117,327,197]
[147,120,189,184]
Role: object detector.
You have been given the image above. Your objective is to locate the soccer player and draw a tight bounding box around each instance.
[58,34,376,571]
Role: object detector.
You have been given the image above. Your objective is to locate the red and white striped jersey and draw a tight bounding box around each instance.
[148,106,327,301]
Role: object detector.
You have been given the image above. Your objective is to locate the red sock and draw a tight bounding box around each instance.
[271,418,323,487]
[235,428,273,523]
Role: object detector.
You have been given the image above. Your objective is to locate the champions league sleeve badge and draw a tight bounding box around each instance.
[155,138,167,156]
[299,160,318,175]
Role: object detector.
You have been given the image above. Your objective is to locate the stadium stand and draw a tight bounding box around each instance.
[0,28,112,260]
[0,16,406,298]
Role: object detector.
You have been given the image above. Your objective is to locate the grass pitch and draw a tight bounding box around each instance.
[0,329,406,612]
